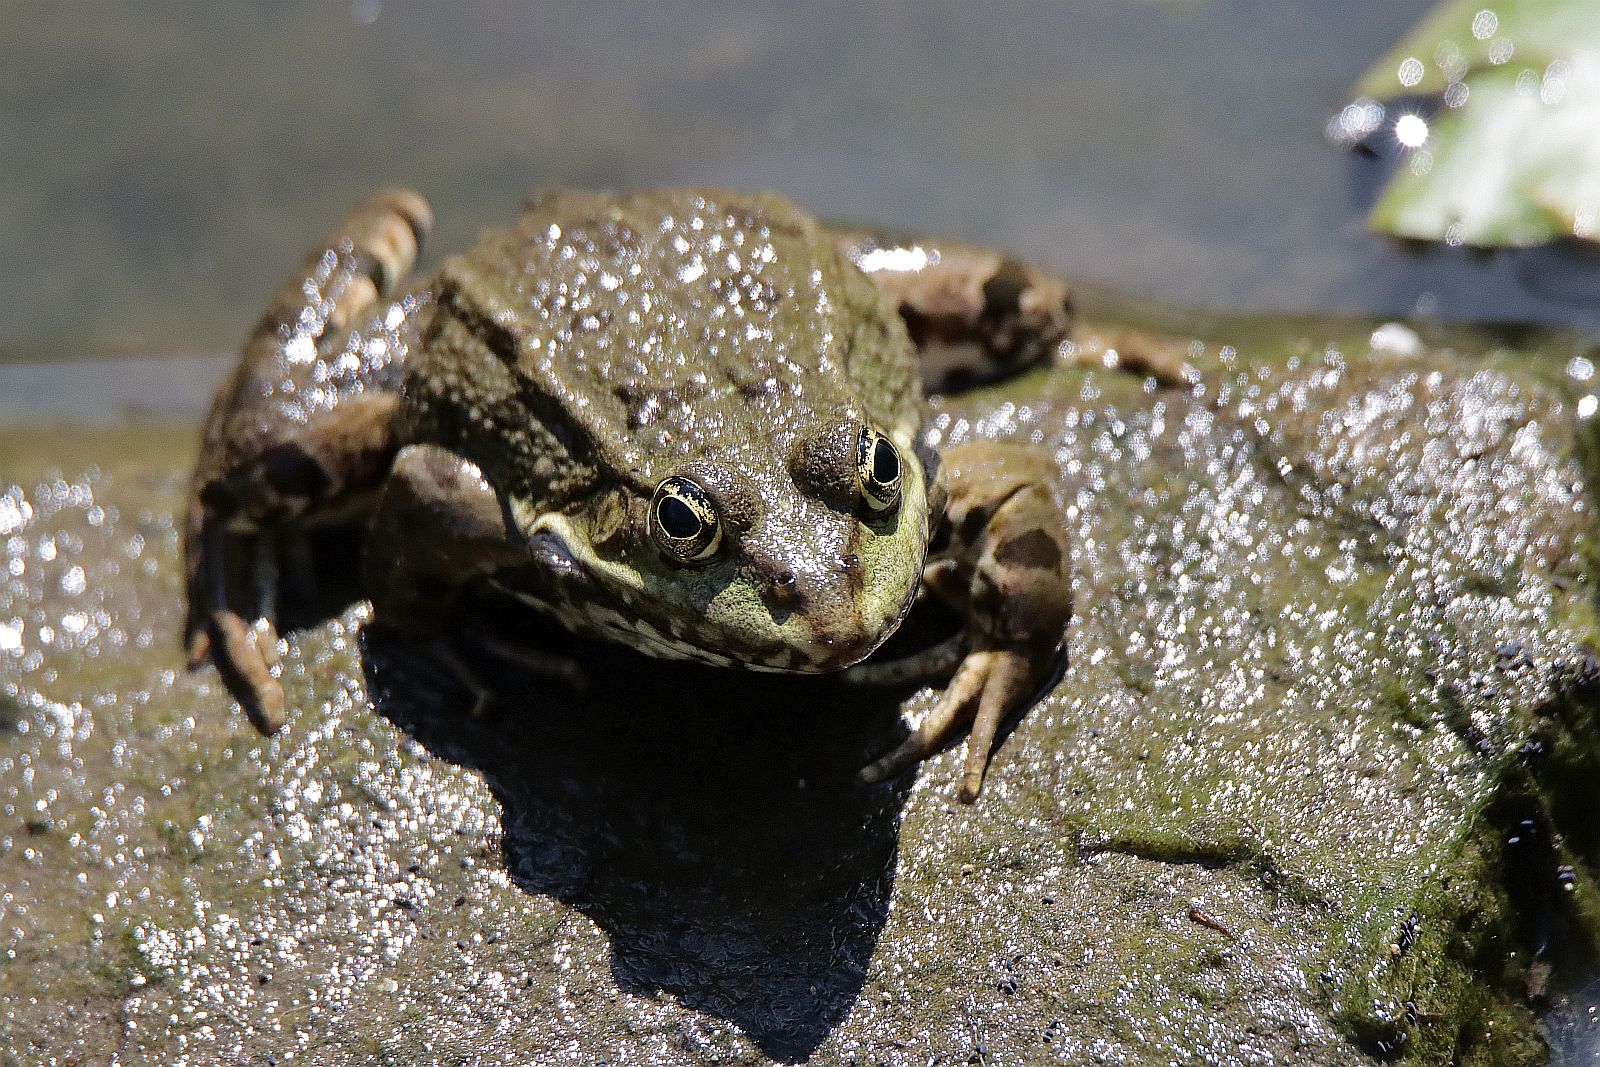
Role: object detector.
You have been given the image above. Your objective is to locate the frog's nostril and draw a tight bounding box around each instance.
[766,568,801,608]
[840,553,861,572]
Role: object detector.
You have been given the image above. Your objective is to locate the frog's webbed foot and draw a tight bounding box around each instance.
[859,441,1072,803]
[860,648,1053,803]
[184,189,433,734]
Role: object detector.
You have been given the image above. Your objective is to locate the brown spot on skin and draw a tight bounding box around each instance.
[899,303,972,351]
[840,526,865,598]
[993,528,1063,571]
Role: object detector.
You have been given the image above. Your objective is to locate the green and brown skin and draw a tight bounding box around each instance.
[186,187,1176,802]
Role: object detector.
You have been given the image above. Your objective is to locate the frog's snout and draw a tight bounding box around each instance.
[744,552,885,669]
[806,623,876,666]
[752,552,857,615]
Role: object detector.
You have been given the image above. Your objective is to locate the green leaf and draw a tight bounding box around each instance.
[1346,0,1600,247]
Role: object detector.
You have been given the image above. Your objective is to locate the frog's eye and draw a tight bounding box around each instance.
[856,427,903,515]
[649,476,724,564]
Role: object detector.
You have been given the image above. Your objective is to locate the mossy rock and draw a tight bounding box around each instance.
[4,316,1600,1064]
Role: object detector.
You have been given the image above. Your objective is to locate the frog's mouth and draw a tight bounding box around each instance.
[616,564,923,675]
[492,524,929,675]
[763,555,926,673]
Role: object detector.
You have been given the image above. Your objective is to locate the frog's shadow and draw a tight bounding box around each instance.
[360,622,915,1062]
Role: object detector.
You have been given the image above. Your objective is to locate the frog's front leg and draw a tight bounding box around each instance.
[364,444,585,707]
[184,188,432,732]
[364,444,531,627]
[859,442,1072,803]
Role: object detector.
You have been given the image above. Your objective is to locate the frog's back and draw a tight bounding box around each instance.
[404,188,922,510]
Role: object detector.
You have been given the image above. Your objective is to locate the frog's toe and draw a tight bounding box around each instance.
[414,638,519,720]
[476,632,589,693]
[1061,326,1197,389]
[210,608,288,734]
[955,649,1035,803]
[858,649,994,793]
[188,514,292,734]
[859,646,1050,803]
[842,633,966,687]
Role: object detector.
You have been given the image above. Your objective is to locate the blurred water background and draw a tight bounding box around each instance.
[5,0,1600,406]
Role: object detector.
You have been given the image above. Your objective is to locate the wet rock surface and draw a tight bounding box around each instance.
[5,321,1600,1065]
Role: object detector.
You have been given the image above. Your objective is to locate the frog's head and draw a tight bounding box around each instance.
[520,416,934,673]
[475,187,934,671]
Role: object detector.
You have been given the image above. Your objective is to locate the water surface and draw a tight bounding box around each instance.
[5,0,1598,369]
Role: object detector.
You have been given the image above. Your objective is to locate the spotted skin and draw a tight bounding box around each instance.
[185,187,1103,801]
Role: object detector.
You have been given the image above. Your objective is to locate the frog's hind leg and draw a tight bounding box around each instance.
[831,226,1194,390]
[184,189,433,733]
[830,227,1076,392]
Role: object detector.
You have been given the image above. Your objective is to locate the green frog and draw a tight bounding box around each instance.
[185,187,1172,802]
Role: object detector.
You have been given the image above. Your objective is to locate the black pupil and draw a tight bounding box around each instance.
[872,439,899,485]
[658,495,702,539]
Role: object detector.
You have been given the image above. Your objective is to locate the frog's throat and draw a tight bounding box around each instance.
[510,496,927,674]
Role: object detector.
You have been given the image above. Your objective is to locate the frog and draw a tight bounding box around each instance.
[184,187,1180,802]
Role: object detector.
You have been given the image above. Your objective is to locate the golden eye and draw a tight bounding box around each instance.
[649,476,723,564]
[856,427,902,514]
